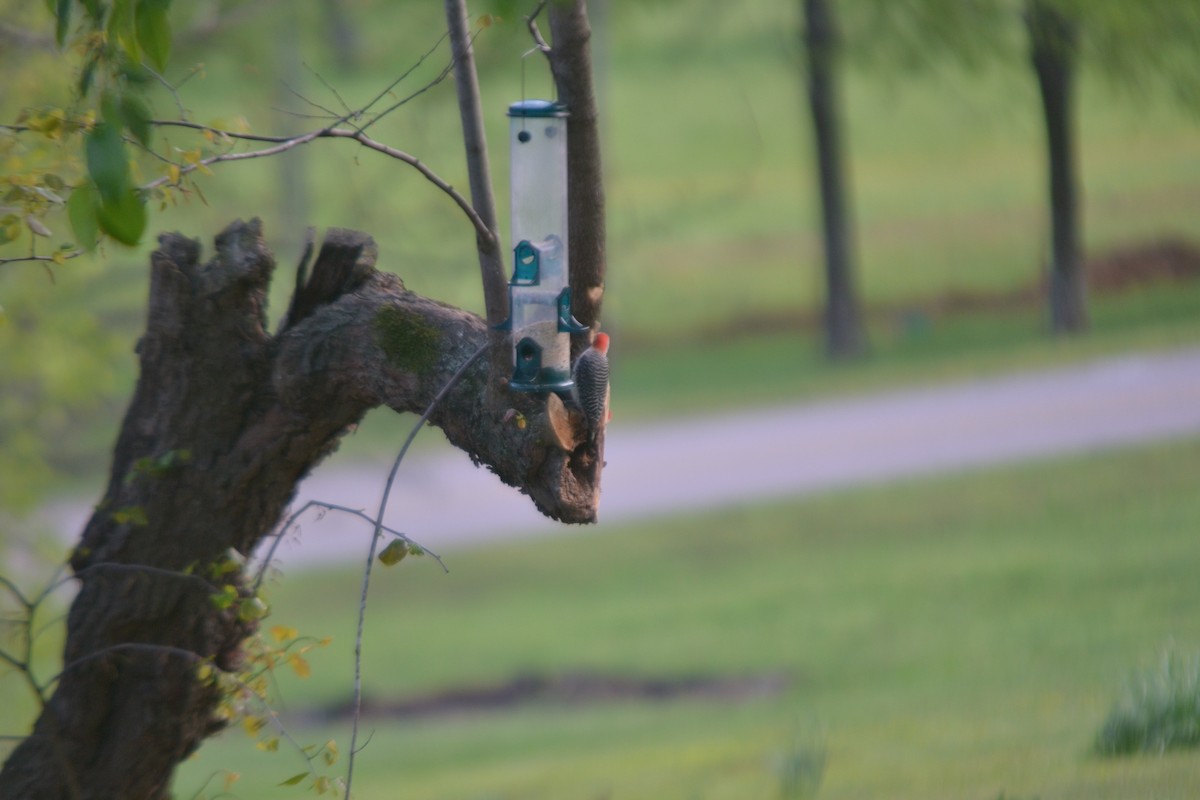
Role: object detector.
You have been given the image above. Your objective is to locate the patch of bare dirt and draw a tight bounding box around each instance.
[306,671,791,723]
[681,237,1200,345]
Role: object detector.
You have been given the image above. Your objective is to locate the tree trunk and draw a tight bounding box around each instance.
[803,0,866,360]
[322,0,359,71]
[445,0,506,329]
[1028,0,1087,333]
[0,221,601,799]
[548,0,607,352]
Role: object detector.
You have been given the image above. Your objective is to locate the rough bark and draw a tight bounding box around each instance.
[1028,0,1087,333]
[548,0,607,354]
[0,220,601,799]
[803,0,867,359]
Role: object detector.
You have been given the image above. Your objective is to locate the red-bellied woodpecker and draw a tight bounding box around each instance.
[572,332,610,441]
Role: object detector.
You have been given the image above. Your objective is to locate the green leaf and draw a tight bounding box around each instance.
[97,187,146,245]
[378,539,411,566]
[120,93,152,147]
[210,584,238,610]
[278,772,309,787]
[135,0,172,72]
[236,596,269,622]
[79,56,99,97]
[82,0,104,22]
[108,0,138,62]
[55,0,71,48]
[85,121,129,203]
[0,214,21,245]
[67,182,100,251]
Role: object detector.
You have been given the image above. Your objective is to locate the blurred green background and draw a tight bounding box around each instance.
[2,0,1199,797]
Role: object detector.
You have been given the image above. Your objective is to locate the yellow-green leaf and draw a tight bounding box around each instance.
[242,715,266,737]
[237,596,269,622]
[289,654,311,679]
[278,772,309,787]
[270,625,297,643]
[378,539,411,566]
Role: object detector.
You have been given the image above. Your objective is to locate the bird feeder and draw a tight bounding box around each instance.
[500,99,585,392]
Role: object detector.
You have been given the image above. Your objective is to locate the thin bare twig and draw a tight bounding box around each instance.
[143,122,495,246]
[253,500,446,593]
[356,41,462,133]
[143,64,189,120]
[526,0,552,54]
[0,252,79,269]
[0,575,31,609]
[343,342,487,800]
[280,80,344,123]
[306,63,355,118]
[352,30,453,131]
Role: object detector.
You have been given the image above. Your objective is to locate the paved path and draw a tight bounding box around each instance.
[41,347,1200,567]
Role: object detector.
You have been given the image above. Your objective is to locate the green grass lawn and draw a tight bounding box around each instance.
[157,437,1200,799]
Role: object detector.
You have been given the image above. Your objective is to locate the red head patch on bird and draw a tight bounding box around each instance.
[593,332,610,354]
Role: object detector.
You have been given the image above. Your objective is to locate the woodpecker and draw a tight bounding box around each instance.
[572,332,610,442]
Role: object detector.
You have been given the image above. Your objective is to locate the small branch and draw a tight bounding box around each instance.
[352,30,453,133]
[253,500,446,593]
[0,649,27,672]
[0,252,80,269]
[526,0,552,54]
[143,65,189,120]
[343,342,486,800]
[0,575,32,609]
[328,129,495,247]
[0,649,44,706]
[445,0,507,327]
[144,122,495,246]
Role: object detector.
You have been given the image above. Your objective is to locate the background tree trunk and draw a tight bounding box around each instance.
[0,221,600,799]
[803,0,867,360]
[1028,0,1088,333]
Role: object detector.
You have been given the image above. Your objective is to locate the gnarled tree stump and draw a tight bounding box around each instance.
[0,220,602,799]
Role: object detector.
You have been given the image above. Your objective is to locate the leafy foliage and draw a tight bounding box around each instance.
[843,0,1200,108]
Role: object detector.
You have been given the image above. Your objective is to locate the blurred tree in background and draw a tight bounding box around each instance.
[801,0,868,359]
[844,0,1200,333]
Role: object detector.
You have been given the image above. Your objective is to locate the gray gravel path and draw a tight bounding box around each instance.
[40,346,1200,569]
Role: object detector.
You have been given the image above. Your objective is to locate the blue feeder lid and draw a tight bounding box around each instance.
[508,99,568,118]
